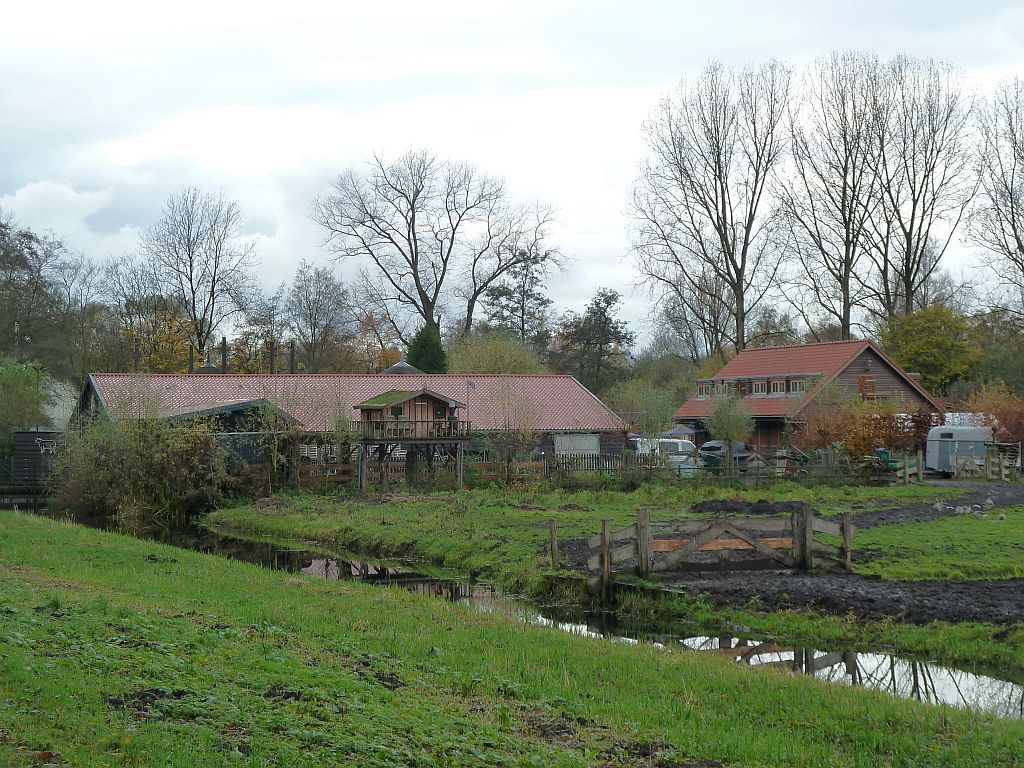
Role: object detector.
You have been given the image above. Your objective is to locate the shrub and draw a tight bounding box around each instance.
[54,418,228,520]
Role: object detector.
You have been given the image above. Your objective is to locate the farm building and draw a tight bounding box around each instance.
[76,370,627,458]
[674,340,944,452]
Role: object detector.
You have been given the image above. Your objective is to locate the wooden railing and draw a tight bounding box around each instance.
[352,420,471,440]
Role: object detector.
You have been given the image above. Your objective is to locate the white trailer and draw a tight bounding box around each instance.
[925,426,993,475]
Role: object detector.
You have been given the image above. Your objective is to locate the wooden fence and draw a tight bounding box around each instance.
[298,462,355,486]
[545,452,666,475]
[550,505,854,592]
[952,445,1018,481]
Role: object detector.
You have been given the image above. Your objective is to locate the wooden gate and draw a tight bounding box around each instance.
[556,505,854,591]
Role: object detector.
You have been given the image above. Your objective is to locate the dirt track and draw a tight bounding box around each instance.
[658,571,1024,624]
[563,481,1024,624]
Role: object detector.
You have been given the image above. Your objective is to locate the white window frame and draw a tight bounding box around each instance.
[752,381,768,395]
[789,379,805,394]
[770,380,786,394]
[697,384,711,397]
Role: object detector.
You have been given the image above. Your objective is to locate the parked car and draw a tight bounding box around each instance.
[698,440,747,469]
[631,438,699,476]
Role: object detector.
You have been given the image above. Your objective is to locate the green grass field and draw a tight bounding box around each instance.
[1,510,1022,767]
[853,506,1024,580]
[209,483,948,589]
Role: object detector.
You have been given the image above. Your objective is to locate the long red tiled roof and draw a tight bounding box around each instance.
[709,340,870,379]
[674,339,943,420]
[86,373,625,433]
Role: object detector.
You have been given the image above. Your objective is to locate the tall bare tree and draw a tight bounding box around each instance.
[864,56,975,321]
[285,260,349,372]
[781,52,880,340]
[970,77,1024,317]
[141,186,258,355]
[631,61,792,352]
[312,149,557,342]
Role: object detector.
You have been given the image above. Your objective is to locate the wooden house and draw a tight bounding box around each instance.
[674,340,944,452]
[352,389,468,441]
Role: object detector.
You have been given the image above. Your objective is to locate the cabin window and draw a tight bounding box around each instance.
[697,384,711,397]
[858,375,876,398]
[390,405,403,417]
[752,381,767,395]
[940,432,954,439]
[790,379,805,393]
[434,407,446,418]
[771,380,786,394]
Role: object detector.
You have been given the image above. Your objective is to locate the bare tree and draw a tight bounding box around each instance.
[864,56,975,321]
[141,186,258,355]
[312,149,557,342]
[631,61,792,352]
[285,260,349,372]
[970,77,1024,317]
[781,52,880,340]
[656,267,732,362]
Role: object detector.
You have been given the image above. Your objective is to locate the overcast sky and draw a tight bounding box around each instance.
[2,1,1023,345]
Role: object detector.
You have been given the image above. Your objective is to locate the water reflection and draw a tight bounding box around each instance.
[37,511,1024,720]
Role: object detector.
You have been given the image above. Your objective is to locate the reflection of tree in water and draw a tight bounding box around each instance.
[678,636,1023,719]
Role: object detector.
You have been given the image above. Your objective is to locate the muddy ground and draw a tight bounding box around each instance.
[561,480,1024,624]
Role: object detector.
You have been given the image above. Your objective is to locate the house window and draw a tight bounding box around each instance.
[697,384,711,397]
[859,375,876,398]
[714,383,729,396]
[752,381,768,395]
[789,379,805,394]
[554,433,600,456]
[771,381,786,394]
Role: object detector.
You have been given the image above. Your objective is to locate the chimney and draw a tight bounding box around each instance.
[269,341,277,374]
[133,337,141,372]
[289,340,296,374]
[220,336,228,373]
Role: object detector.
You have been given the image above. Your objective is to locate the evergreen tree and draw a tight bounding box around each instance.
[481,256,553,353]
[406,325,448,373]
[550,289,635,393]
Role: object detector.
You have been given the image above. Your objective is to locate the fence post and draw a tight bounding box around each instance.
[549,518,559,569]
[600,518,612,600]
[916,448,924,482]
[801,505,815,571]
[636,507,652,578]
[903,452,910,485]
[791,509,803,571]
[841,512,853,572]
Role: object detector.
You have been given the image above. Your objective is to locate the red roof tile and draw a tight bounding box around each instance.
[87,373,625,433]
[674,340,943,420]
[710,340,870,379]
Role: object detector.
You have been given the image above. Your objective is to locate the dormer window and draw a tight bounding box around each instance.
[770,380,786,394]
[752,381,768,395]
[697,384,712,397]
[790,379,805,394]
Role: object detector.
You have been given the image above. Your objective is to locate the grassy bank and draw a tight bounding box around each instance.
[208,483,946,589]
[1,511,1022,767]
[854,507,1024,580]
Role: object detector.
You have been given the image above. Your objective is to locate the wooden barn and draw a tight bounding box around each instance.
[674,340,944,453]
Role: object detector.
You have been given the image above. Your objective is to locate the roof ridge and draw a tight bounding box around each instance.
[739,339,867,354]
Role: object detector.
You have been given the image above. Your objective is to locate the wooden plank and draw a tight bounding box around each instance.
[811,651,844,672]
[660,517,791,534]
[586,541,636,572]
[812,518,843,537]
[652,536,794,553]
[812,541,842,557]
[652,522,730,572]
[721,526,797,568]
[586,523,637,550]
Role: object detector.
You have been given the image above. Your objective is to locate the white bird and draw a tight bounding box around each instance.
[998,512,1007,521]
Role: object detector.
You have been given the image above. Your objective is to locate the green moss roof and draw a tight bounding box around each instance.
[354,390,418,408]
